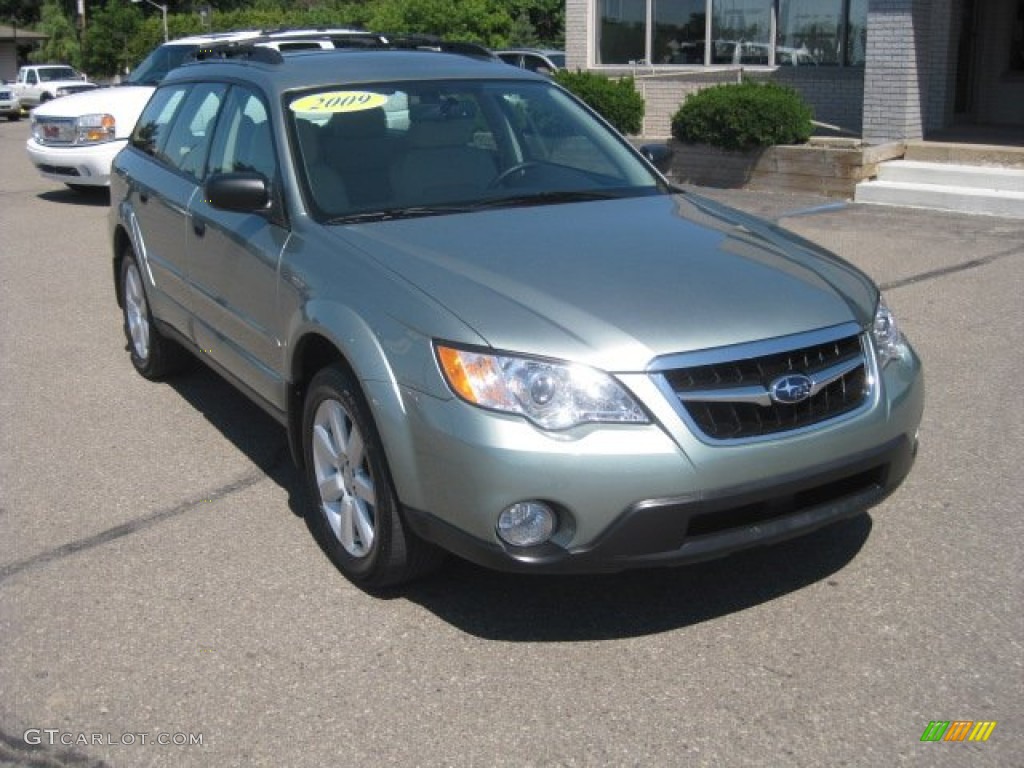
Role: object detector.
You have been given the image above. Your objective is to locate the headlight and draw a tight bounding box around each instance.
[872,296,907,367]
[435,344,649,430]
[75,113,116,144]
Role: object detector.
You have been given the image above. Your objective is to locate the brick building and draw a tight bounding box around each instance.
[565,0,1024,142]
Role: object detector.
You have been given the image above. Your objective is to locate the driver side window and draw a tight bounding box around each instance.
[503,92,618,177]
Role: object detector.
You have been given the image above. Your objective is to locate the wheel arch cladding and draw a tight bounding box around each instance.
[285,302,420,475]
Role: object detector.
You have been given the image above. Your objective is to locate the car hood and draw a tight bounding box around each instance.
[30,85,154,138]
[334,192,877,371]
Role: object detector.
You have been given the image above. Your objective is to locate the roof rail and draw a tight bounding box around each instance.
[184,32,497,67]
[385,34,497,60]
[188,42,285,65]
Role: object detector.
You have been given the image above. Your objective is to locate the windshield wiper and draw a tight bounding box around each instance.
[324,192,625,224]
[324,206,472,225]
[466,190,624,210]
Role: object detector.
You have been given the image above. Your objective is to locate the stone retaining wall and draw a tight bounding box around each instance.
[665,140,906,198]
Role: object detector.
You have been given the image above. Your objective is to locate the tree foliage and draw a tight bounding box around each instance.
[80,1,142,77]
[11,0,565,77]
[30,0,81,66]
[0,0,41,26]
[368,0,512,47]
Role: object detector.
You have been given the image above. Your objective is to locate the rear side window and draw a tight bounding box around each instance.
[131,85,189,157]
[157,83,227,180]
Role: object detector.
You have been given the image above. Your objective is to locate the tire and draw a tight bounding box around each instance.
[6,114,19,122]
[119,249,189,380]
[302,365,443,588]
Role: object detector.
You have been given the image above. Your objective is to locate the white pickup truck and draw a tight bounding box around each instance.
[12,65,98,108]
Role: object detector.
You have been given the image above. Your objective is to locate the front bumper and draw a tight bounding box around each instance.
[381,343,924,574]
[26,137,125,186]
[404,434,916,573]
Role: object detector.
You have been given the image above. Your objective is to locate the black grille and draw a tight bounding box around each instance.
[38,164,81,177]
[665,334,868,440]
[685,466,885,538]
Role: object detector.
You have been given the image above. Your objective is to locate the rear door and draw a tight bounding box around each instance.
[123,82,226,335]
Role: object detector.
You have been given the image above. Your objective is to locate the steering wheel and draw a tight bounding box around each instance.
[488,161,542,189]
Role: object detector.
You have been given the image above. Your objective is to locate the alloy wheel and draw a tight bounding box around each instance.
[311,398,377,557]
[124,262,150,362]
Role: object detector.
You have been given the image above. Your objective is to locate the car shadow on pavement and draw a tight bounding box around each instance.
[38,187,110,207]
[164,364,305,518]
[164,363,872,642]
[402,515,871,641]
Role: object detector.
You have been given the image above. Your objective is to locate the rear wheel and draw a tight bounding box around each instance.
[302,365,443,588]
[119,249,188,379]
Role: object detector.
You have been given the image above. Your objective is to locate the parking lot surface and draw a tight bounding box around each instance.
[1,118,1021,767]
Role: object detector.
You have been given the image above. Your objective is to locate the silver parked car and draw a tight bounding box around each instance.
[109,40,923,588]
[494,48,565,74]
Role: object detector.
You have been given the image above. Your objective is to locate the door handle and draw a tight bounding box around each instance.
[138,191,148,204]
[192,219,206,237]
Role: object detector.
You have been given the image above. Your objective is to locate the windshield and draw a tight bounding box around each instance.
[125,44,196,86]
[288,79,666,222]
[39,66,80,81]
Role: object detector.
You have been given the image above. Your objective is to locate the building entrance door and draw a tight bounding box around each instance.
[959,0,1024,127]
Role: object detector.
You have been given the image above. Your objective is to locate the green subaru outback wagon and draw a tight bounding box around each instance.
[110,39,923,588]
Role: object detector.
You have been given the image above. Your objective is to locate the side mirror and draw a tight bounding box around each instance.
[640,143,674,174]
[204,172,270,213]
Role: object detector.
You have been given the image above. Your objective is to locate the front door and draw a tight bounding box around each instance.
[954,0,977,117]
[957,0,1024,127]
[186,85,290,411]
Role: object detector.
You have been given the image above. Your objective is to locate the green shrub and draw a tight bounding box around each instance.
[671,81,813,150]
[554,70,644,135]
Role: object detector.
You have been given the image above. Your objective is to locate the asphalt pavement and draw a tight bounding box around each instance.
[1,118,1022,767]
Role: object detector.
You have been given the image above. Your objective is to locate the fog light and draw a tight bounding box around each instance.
[497,501,556,547]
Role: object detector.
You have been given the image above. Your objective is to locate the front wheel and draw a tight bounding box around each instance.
[302,365,443,588]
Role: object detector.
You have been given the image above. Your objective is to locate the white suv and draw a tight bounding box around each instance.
[26,29,380,191]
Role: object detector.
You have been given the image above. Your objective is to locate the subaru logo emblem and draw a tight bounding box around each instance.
[769,373,813,405]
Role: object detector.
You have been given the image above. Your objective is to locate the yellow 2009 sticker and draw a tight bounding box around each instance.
[290,91,388,114]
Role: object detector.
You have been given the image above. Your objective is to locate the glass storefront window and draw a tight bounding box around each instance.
[1011,0,1024,71]
[594,1,866,68]
[777,0,841,66]
[597,0,647,64]
[654,1,707,64]
[845,0,867,66]
[712,0,771,65]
